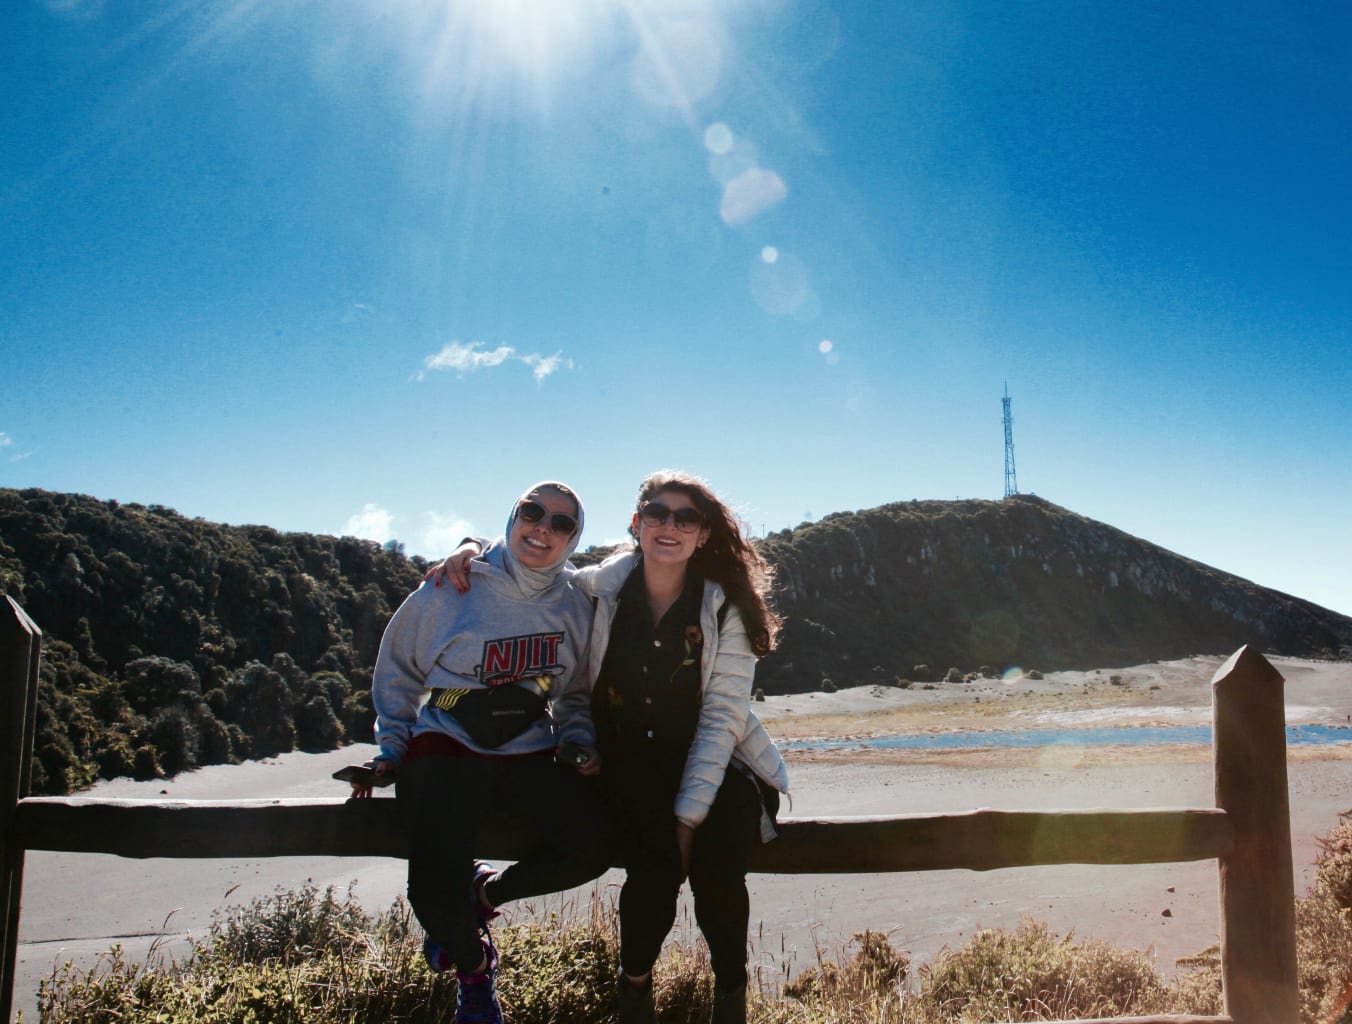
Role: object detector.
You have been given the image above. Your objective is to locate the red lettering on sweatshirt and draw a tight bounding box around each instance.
[478,632,567,686]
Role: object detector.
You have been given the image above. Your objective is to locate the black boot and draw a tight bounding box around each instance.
[710,982,746,1024]
[615,970,658,1024]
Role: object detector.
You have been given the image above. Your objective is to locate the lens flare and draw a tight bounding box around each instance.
[748,248,808,316]
[704,122,734,155]
[720,167,788,225]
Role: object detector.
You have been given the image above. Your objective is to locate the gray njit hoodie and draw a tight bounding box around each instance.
[371,485,595,762]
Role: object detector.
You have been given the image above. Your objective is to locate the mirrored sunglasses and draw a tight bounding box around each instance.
[639,501,703,533]
[517,499,578,536]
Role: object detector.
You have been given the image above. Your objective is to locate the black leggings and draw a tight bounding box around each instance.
[397,753,609,969]
[614,769,762,989]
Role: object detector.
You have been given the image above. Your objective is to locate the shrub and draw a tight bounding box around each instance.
[1295,815,1352,1024]
[916,917,1168,1021]
[784,929,908,1003]
[294,694,344,752]
[495,911,619,1024]
[1311,814,1352,911]
[147,706,199,775]
[1167,944,1222,1017]
[131,745,160,781]
[207,882,376,965]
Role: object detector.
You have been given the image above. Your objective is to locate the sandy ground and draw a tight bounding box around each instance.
[11,654,1352,1021]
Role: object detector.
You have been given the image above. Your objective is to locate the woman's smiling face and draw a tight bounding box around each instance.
[508,488,579,570]
[634,488,710,569]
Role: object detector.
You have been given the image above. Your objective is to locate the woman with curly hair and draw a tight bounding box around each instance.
[441,470,788,1024]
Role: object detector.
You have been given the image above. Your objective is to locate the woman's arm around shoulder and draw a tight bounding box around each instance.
[570,548,637,600]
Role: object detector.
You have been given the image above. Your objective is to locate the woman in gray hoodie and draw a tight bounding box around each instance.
[357,481,607,1024]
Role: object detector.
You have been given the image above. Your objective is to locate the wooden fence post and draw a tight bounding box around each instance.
[1212,645,1298,1024]
[2,597,41,1024]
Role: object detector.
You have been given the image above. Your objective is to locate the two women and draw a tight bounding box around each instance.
[358,481,607,1024]
[445,470,788,1024]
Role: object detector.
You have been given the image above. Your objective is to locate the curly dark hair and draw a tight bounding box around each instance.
[630,470,782,657]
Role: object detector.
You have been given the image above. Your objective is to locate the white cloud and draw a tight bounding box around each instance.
[418,340,573,385]
[416,511,478,560]
[342,505,479,561]
[424,341,514,375]
[0,432,31,462]
[343,503,396,544]
[521,351,574,382]
[342,302,376,324]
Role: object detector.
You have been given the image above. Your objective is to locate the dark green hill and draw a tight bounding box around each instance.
[0,488,427,793]
[752,493,1352,692]
[3,487,1349,793]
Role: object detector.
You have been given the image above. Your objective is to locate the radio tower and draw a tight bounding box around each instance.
[1002,382,1019,498]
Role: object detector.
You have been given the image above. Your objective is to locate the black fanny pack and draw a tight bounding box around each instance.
[428,684,548,748]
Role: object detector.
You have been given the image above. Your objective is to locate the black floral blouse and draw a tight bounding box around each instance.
[592,561,706,796]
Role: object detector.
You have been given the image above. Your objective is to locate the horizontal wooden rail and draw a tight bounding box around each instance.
[16,798,1234,872]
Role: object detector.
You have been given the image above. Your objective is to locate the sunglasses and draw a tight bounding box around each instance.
[639,501,703,533]
[517,500,579,536]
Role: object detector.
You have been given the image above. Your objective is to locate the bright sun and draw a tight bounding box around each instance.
[377,0,732,116]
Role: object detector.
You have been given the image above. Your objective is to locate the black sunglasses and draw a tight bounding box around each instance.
[517,499,579,536]
[639,501,703,533]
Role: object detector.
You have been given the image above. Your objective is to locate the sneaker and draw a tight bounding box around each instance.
[469,860,501,924]
[422,936,453,974]
[467,861,501,982]
[615,969,658,1024]
[454,935,502,1024]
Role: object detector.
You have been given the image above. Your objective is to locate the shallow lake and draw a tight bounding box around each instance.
[781,722,1352,752]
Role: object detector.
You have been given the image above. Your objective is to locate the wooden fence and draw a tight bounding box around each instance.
[1,596,1299,1023]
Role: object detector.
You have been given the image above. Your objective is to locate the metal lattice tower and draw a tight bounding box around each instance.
[1002,382,1018,498]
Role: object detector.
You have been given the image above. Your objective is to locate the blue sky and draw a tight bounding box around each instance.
[3,0,1350,618]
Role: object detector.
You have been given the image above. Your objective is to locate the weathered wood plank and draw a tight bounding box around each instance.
[2,596,42,1024]
[752,808,1234,873]
[15,799,1234,872]
[1212,646,1298,1024]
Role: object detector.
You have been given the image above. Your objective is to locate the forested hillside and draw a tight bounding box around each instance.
[1,488,427,793]
[3,487,1350,795]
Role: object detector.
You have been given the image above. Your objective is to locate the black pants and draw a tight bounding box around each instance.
[397,753,609,970]
[613,768,762,989]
